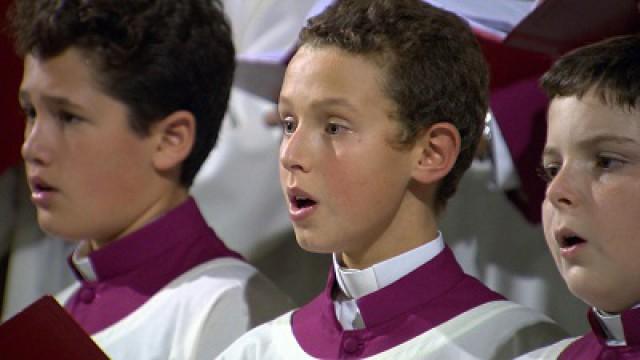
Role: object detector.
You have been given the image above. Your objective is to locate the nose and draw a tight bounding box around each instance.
[21,118,53,167]
[545,165,578,209]
[279,127,310,173]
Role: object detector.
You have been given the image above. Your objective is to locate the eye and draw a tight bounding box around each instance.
[537,163,560,183]
[596,154,624,170]
[58,111,83,124]
[21,104,36,123]
[325,122,346,135]
[280,116,296,135]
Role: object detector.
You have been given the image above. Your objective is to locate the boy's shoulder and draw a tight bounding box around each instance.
[217,311,302,360]
[93,257,292,359]
[514,337,577,360]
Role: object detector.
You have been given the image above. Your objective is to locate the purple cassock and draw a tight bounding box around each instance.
[292,246,503,358]
[559,308,640,360]
[219,246,567,359]
[57,197,292,359]
[63,197,241,333]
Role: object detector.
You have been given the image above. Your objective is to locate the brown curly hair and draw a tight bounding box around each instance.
[9,0,235,187]
[300,0,489,212]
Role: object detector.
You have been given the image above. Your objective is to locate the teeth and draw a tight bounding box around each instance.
[295,196,308,201]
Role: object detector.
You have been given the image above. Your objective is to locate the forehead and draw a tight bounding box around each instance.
[280,45,393,109]
[21,48,105,100]
[546,93,640,146]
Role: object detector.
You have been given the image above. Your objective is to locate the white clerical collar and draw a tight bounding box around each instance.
[71,241,97,281]
[595,304,640,346]
[333,232,445,299]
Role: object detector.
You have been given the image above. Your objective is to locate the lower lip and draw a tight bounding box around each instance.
[289,204,317,222]
[31,190,56,208]
[559,242,586,258]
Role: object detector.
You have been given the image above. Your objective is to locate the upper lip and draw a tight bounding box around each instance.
[28,175,57,193]
[287,187,315,203]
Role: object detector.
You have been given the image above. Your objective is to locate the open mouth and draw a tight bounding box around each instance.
[291,195,317,210]
[34,183,56,193]
[28,176,58,196]
[560,235,586,249]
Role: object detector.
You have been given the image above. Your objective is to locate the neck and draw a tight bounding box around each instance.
[341,182,440,269]
[89,187,189,251]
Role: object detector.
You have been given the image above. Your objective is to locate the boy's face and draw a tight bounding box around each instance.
[542,92,640,312]
[20,48,162,248]
[278,45,420,266]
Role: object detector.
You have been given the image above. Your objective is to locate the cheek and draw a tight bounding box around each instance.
[541,201,558,252]
[324,165,361,205]
[72,139,149,194]
[325,163,403,217]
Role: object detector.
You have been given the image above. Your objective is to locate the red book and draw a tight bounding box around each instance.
[504,0,640,55]
[0,296,110,360]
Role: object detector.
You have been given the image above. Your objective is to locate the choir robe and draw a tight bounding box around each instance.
[518,307,640,360]
[218,246,567,359]
[56,197,293,359]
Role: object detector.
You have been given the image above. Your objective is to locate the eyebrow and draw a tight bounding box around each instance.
[579,134,639,147]
[279,96,359,113]
[543,134,640,157]
[18,90,85,112]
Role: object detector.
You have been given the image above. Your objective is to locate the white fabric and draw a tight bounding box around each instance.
[191,0,318,260]
[332,235,444,329]
[487,110,520,191]
[333,234,445,299]
[56,257,291,360]
[71,242,97,281]
[514,338,577,360]
[427,0,536,39]
[595,308,626,346]
[333,298,362,331]
[593,304,640,346]
[218,300,564,360]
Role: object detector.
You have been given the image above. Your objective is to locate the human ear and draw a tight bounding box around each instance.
[411,122,461,184]
[150,110,196,171]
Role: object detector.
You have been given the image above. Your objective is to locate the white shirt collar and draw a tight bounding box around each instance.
[71,241,97,281]
[594,304,640,346]
[333,232,445,299]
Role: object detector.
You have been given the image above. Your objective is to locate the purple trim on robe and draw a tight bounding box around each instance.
[291,246,504,358]
[64,197,242,334]
[560,307,640,359]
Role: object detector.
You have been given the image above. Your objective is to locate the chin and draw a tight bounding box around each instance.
[567,281,618,312]
[38,221,85,243]
[294,233,334,254]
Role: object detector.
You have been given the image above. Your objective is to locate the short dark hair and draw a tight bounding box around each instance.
[9,0,235,187]
[300,0,489,211]
[541,34,640,110]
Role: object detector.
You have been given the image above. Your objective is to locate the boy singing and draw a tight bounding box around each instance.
[219,0,566,358]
